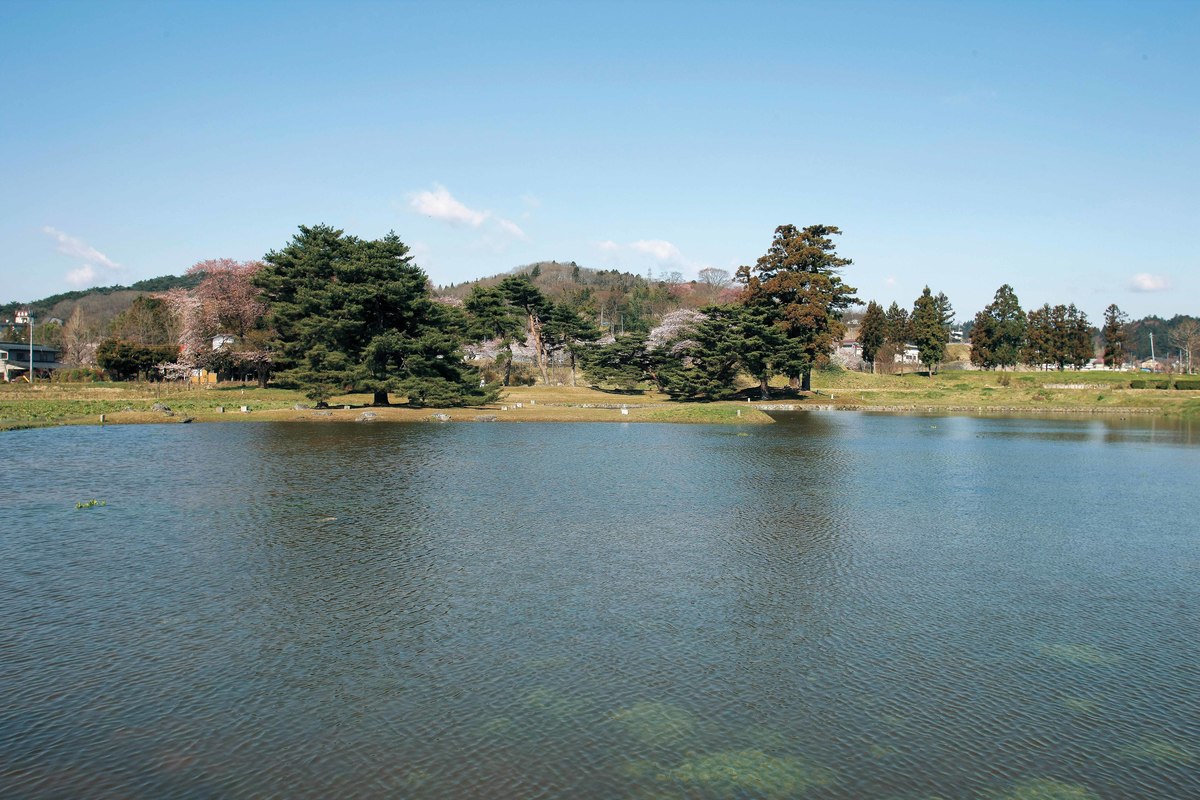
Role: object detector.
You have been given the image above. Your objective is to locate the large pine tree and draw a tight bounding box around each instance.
[737,224,858,391]
[255,224,490,406]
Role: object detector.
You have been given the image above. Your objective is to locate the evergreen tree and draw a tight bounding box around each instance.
[1064,304,1094,369]
[911,286,948,375]
[499,275,553,384]
[656,305,744,400]
[255,224,489,406]
[970,284,1025,369]
[579,334,661,390]
[464,285,523,386]
[1022,305,1053,369]
[858,301,886,364]
[543,303,601,386]
[1102,304,1129,369]
[737,224,858,391]
[883,302,911,345]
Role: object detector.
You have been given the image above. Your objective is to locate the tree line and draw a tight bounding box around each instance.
[25,221,1197,397]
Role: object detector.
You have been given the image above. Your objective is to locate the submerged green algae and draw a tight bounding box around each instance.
[663,748,835,798]
[1036,643,1118,666]
[993,778,1100,800]
[609,701,701,749]
[1118,735,1197,766]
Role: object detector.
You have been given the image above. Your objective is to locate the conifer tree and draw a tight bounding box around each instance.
[911,286,948,376]
[255,224,490,406]
[970,284,1025,370]
[1102,304,1129,369]
[737,224,858,391]
[858,301,886,364]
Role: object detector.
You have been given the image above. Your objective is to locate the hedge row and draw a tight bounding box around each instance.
[1128,379,1200,390]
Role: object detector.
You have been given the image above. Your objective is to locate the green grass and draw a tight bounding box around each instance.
[3,369,1196,430]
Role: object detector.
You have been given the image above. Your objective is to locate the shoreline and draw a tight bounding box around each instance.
[0,401,1178,433]
[2,375,1195,431]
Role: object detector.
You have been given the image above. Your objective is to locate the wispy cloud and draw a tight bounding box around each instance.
[1129,272,1171,292]
[595,237,720,281]
[630,240,683,262]
[597,238,685,263]
[495,218,527,240]
[408,184,526,240]
[66,264,98,286]
[42,226,121,287]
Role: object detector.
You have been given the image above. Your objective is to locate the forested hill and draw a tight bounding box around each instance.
[437,260,736,335]
[1,274,201,321]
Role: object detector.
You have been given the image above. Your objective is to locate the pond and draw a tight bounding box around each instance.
[2,414,1197,798]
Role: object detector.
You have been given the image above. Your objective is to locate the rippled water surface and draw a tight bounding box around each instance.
[3,415,1198,799]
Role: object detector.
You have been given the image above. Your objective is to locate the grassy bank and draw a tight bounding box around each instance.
[1,370,1196,431]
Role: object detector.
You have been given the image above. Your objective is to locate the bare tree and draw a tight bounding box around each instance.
[1170,319,1200,374]
[60,306,98,366]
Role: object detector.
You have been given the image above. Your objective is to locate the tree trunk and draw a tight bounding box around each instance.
[373,390,390,406]
[570,351,577,387]
[759,374,771,399]
[801,369,812,392]
[504,343,514,386]
[529,313,549,385]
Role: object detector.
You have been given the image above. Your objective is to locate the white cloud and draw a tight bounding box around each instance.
[43,226,122,287]
[66,264,98,287]
[408,184,527,241]
[885,276,896,286]
[1129,272,1171,292]
[630,240,683,262]
[409,185,489,227]
[597,240,621,252]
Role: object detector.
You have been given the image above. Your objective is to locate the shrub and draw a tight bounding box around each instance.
[51,367,106,383]
[1130,379,1170,389]
[1173,379,1200,391]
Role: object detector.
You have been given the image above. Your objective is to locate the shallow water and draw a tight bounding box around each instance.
[2,415,1198,798]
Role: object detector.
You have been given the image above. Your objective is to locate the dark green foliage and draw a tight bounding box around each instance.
[1130,379,1170,389]
[95,338,178,380]
[255,224,490,406]
[1022,304,1093,370]
[1102,304,1129,369]
[858,301,886,363]
[499,275,553,383]
[911,286,948,375]
[656,306,745,400]
[971,284,1026,369]
[1172,380,1200,390]
[883,302,911,345]
[580,334,661,389]
[543,303,601,385]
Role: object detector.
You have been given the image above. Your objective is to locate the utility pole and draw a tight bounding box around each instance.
[1149,332,1155,372]
[15,309,32,384]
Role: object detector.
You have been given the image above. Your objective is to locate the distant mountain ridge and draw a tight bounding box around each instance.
[1,274,202,321]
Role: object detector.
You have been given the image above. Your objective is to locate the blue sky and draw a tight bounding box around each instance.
[2,0,1196,321]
